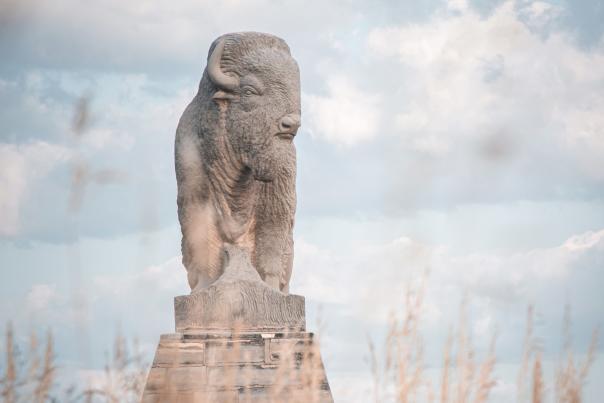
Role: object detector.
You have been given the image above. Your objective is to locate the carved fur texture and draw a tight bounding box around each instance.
[175,32,300,294]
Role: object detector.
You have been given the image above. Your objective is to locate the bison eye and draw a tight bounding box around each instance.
[242,86,260,97]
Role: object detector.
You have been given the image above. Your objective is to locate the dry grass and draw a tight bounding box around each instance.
[368,286,597,403]
[0,325,145,403]
[554,307,598,403]
[79,333,147,403]
[1,294,598,402]
[0,323,55,403]
[368,281,497,403]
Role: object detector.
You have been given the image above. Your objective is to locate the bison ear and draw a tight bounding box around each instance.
[212,90,238,101]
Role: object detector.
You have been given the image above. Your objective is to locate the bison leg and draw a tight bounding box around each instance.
[179,202,223,292]
[175,102,224,292]
[253,178,295,293]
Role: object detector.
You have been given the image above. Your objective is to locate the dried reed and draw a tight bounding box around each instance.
[1,292,598,403]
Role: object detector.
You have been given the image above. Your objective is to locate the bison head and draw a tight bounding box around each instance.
[203,32,300,182]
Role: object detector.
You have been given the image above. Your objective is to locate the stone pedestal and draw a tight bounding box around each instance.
[174,245,307,333]
[174,283,306,333]
[141,331,333,403]
[141,246,333,402]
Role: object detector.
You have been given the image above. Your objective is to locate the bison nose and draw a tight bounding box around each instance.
[278,113,301,135]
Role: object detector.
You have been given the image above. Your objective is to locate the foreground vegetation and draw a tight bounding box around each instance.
[367,283,598,403]
[0,290,597,402]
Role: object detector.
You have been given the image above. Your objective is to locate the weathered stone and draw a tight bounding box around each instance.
[141,32,333,402]
[153,342,205,368]
[144,368,168,392]
[141,332,333,403]
[174,244,305,332]
[175,32,300,294]
[239,387,334,403]
[166,366,208,391]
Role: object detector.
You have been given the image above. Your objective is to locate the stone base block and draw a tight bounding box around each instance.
[175,288,305,333]
[141,332,333,403]
[174,245,306,333]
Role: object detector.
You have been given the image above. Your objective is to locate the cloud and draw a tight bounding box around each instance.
[447,0,469,13]
[0,0,368,77]
[1,1,603,401]
[0,141,71,236]
[0,70,196,242]
[3,0,601,244]
[293,228,604,347]
[289,227,604,401]
[519,1,562,29]
[368,1,581,150]
[93,255,186,297]
[359,0,604,208]
[304,76,382,146]
[26,283,59,312]
[81,128,134,151]
[5,224,603,402]
[84,255,189,335]
[33,225,597,349]
[3,253,189,366]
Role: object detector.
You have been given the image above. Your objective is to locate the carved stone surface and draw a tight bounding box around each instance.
[141,332,334,403]
[141,33,333,402]
[174,244,305,332]
[175,32,300,294]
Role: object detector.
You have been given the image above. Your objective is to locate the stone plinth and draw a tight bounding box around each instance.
[174,245,306,333]
[141,246,333,402]
[141,331,333,403]
[175,291,305,333]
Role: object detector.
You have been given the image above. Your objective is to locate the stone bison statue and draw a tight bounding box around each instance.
[175,32,300,294]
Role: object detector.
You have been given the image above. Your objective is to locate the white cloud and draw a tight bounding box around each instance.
[365,0,604,187]
[82,128,134,151]
[519,1,562,29]
[293,228,604,331]
[291,227,604,402]
[447,0,469,13]
[304,76,382,146]
[7,224,603,403]
[0,141,71,236]
[0,69,199,240]
[2,1,602,400]
[26,283,59,312]
[93,255,187,296]
[2,0,362,75]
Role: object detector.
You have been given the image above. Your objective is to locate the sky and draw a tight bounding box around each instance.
[1,0,603,401]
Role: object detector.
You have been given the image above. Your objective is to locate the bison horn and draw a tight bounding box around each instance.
[207,38,239,92]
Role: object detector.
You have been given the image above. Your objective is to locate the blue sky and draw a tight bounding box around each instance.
[1,0,603,401]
